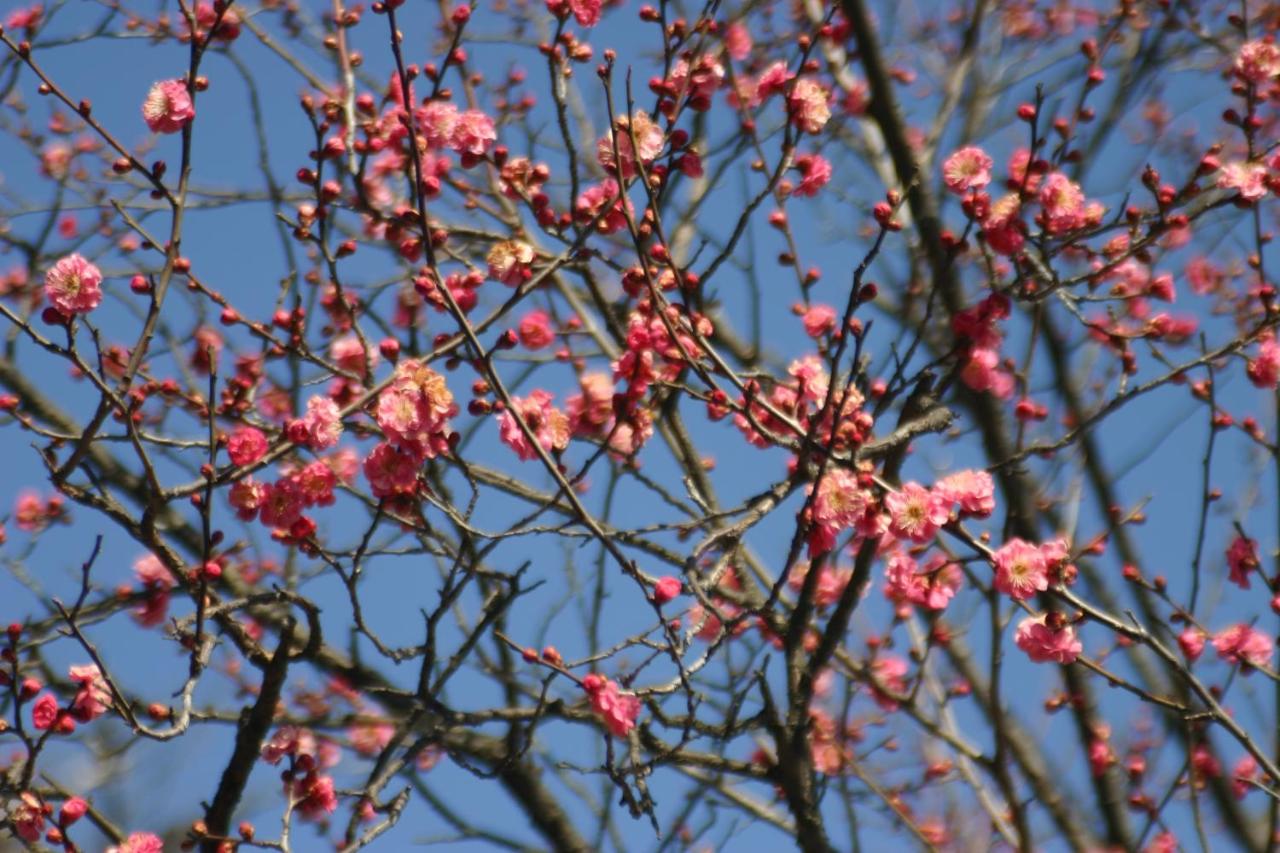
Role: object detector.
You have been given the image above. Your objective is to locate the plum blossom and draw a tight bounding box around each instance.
[801,304,837,339]
[583,674,640,737]
[794,153,832,197]
[518,310,555,350]
[1178,627,1206,661]
[300,395,342,450]
[1246,337,1280,388]
[1212,624,1274,670]
[787,78,831,134]
[45,253,103,315]
[363,442,419,498]
[12,792,45,842]
[487,239,535,286]
[498,390,571,461]
[597,111,664,181]
[290,773,338,820]
[808,468,875,555]
[227,426,268,466]
[142,79,195,134]
[942,146,993,194]
[1217,161,1268,202]
[68,664,111,722]
[1236,40,1280,82]
[885,482,950,544]
[1015,615,1082,664]
[451,109,497,158]
[1039,172,1087,233]
[935,469,995,518]
[109,833,164,853]
[982,193,1024,255]
[1227,535,1259,589]
[992,538,1049,600]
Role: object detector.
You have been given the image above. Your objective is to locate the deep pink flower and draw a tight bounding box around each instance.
[12,792,45,842]
[884,482,950,544]
[1227,535,1259,589]
[583,675,640,737]
[1178,627,1206,661]
[300,395,343,450]
[1015,615,1082,664]
[794,153,832,197]
[1236,40,1280,82]
[1217,161,1268,202]
[653,576,682,604]
[1212,624,1274,670]
[935,469,995,518]
[498,390,571,461]
[992,538,1049,600]
[142,79,195,134]
[45,253,103,315]
[801,304,837,339]
[363,442,420,498]
[597,111,664,181]
[487,240,535,286]
[58,796,88,827]
[787,78,831,134]
[112,833,164,853]
[942,146,993,194]
[1247,337,1280,388]
[68,663,111,722]
[518,310,555,350]
[31,692,58,730]
[227,426,268,467]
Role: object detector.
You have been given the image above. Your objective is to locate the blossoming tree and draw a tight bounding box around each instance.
[1,0,1279,850]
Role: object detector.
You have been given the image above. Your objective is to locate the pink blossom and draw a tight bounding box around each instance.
[794,153,832,197]
[1088,737,1115,776]
[363,442,420,498]
[1212,624,1274,670]
[1178,627,1206,661]
[68,664,111,722]
[294,460,337,507]
[808,468,874,555]
[653,576,682,604]
[228,477,269,521]
[884,552,961,612]
[1232,755,1258,799]
[1236,40,1280,82]
[290,773,338,819]
[583,674,640,737]
[331,333,379,378]
[568,0,601,26]
[498,390,571,461]
[12,792,45,842]
[669,56,726,105]
[801,304,837,339]
[5,5,42,33]
[724,21,752,60]
[1227,535,1259,589]
[262,725,319,766]
[942,146,993,194]
[518,310,555,350]
[1039,172,1086,233]
[374,359,456,459]
[451,109,497,158]
[961,347,1014,398]
[1015,615,1082,664]
[31,692,58,730]
[142,79,195,134]
[567,372,615,436]
[300,395,343,450]
[44,253,103,315]
[1247,337,1280,388]
[487,240,535,286]
[869,655,908,710]
[575,180,632,234]
[982,194,1024,255]
[788,78,831,134]
[259,478,306,529]
[597,111,664,181]
[111,833,164,853]
[787,561,852,608]
[1217,161,1268,202]
[992,538,1049,600]
[59,796,88,827]
[227,426,268,466]
[935,469,995,518]
[885,482,950,543]
[416,100,459,149]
